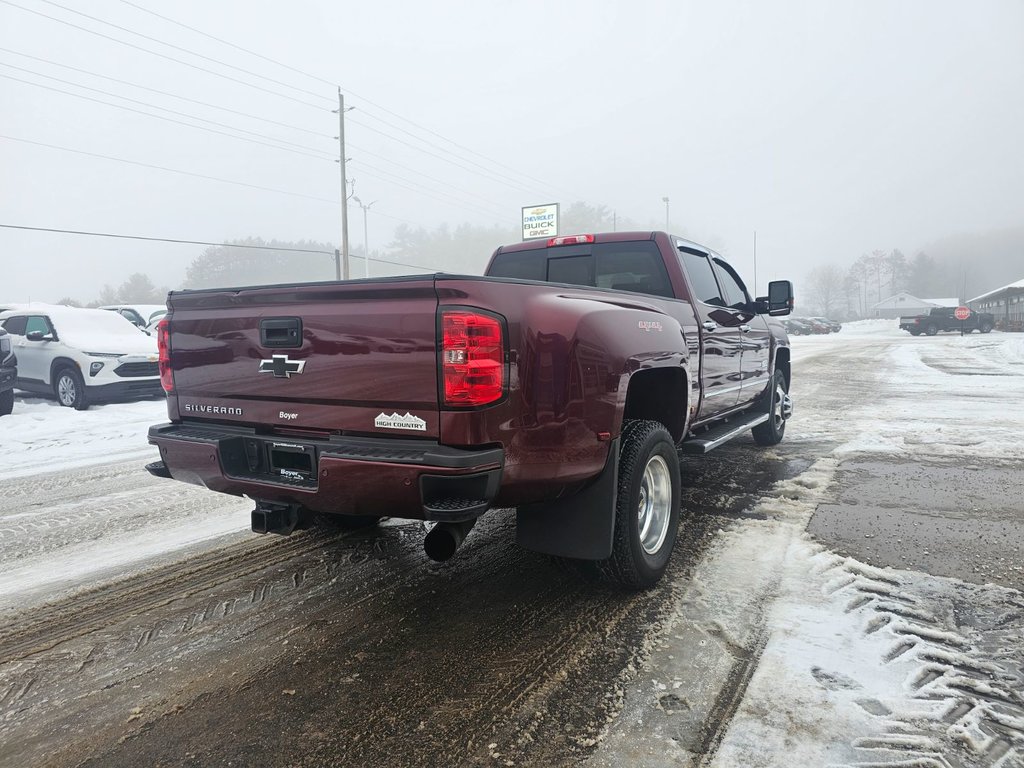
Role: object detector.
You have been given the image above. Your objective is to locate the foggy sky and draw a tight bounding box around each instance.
[1,0,1022,302]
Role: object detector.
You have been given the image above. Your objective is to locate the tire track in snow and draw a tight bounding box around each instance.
[814,553,1024,767]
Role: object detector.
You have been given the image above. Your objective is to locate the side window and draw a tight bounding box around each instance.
[2,316,27,335]
[712,259,750,310]
[547,255,593,287]
[678,249,725,306]
[594,244,673,298]
[25,316,52,336]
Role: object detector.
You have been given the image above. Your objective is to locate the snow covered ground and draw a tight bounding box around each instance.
[711,326,1024,766]
[0,395,251,610]
[2,322,1022,765]
[593,322,1024,767]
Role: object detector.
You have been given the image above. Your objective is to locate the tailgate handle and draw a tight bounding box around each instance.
[260,317,303,348]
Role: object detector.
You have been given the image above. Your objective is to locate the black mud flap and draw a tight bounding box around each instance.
[515,438,619,560]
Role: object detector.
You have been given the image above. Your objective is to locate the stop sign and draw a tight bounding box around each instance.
[954,306,971,321]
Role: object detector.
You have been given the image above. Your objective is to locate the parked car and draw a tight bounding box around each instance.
[0,306,162,409]
[147,230,794,589]
[808,316,842,332]
[99,304,168,330]
[781,318,814,336]
[0,326,15,416]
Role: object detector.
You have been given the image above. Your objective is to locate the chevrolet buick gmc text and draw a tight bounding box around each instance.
[147,232,794,588]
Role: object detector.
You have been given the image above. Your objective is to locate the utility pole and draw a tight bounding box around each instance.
[335,88,351,280]
[353,196,376,278]
[662,196,670,231]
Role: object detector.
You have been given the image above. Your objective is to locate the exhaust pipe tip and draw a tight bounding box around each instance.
[423,518,476,562]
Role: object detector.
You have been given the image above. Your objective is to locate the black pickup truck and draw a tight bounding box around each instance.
[899,307,994,336]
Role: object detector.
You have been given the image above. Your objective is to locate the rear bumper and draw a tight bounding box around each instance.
[148,422,504,521]
[88,378,165,401]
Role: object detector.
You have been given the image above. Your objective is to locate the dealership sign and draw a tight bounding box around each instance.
[522,203,559,241]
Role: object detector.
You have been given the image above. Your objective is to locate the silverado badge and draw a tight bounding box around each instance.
[259,355,306,378]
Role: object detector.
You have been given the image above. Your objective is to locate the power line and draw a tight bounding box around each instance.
[115,0,567,194]
[0,223,441,272]
[344,140,508,208]
[0,134,338,203]
[351,162,507,220]
[1,72,336,162]
[0,0,328,111]
[118,0,338,88]
[0,224,332,253]
[347,116,540,196]
[0,62,335,156]
[0,47,330,138]
[34,0,334,104]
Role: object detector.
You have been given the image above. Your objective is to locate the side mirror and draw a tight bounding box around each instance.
[754,281,794,316]
[26,330,47,342]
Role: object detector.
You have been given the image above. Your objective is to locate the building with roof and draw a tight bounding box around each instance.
[968,278,1024,331]
[870,293,959,319]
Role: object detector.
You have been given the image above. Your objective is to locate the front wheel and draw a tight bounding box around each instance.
[54,367,89,410]
[980,323,993,334]
[592,420,680,590]
[752,369,791,446]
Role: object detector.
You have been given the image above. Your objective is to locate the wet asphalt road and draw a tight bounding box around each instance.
[809,460,1024,591]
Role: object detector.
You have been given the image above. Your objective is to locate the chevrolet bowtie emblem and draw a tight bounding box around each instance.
[259,355,305,378]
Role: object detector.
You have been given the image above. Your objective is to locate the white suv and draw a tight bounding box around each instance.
[0,305,162,410]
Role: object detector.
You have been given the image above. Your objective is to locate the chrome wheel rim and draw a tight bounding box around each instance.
[638,454,672,555]
[773,384,790,429]
[58,375,76,406]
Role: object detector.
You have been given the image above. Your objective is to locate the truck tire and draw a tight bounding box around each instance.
[980,322,993,334]
[924,323,938,336]
[0,389,13,416]
[751,369,790,446]
[909,329,921,336]
[593,420,680,590]
[54,367,89,410]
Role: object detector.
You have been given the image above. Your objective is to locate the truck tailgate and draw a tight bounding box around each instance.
[167,279,441,438]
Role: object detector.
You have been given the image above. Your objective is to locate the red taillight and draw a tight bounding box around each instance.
[547,234,595,247]
[156,317,174,393]
[441,310,504,407]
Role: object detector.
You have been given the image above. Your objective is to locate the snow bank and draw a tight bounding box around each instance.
[0,397,165,479]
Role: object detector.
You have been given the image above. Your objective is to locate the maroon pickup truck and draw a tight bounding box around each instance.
[148,231,794,588]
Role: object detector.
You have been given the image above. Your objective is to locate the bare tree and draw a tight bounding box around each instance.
[805,264,846,317]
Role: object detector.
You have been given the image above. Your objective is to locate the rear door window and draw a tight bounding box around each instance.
[2,316,27,335]
[594,244,673,298]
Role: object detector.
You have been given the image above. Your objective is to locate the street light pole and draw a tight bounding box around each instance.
[662,196,670,231]
[353,196,377,278]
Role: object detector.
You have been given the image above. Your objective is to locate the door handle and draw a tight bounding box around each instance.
[702,321,717,332]
[738,324,751,333]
